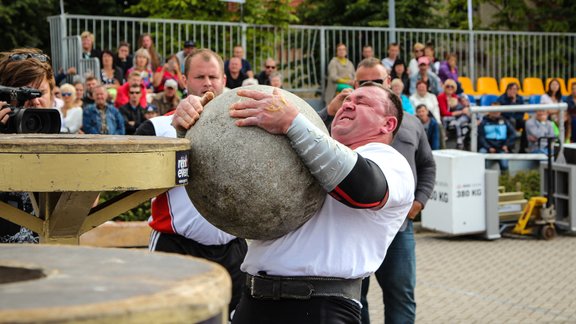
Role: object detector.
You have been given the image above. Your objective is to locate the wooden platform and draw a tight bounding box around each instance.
[0,134,190,244]
[0,244,229,323]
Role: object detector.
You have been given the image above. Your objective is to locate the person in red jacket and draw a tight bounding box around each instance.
[437,79,470,149]
[114,71,148,108]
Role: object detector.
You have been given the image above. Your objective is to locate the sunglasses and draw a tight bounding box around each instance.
[265,65,276,69]
[129,91,141,95]
[358,79,385,86]
[445,85,455,89]
[61,92,73,97]
[9,53,50,62]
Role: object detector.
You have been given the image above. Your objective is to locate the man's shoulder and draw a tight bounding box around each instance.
[107,103,121,112]
[152,92,164,100]
[393,115,424,146]
[401,113,424,130]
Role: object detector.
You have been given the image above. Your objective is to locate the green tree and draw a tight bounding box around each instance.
[127,0,298,26]
[445,0,482,30]
[0,0,130,55]
[483,0,576,32]
[0,0,55,52]
[296,0,444,28]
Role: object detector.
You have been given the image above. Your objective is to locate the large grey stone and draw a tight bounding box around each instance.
[185,85,328,240]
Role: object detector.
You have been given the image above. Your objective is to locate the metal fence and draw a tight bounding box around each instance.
[48,14,576,97]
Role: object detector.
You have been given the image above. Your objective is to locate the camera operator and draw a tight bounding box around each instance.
[0,47,56,243]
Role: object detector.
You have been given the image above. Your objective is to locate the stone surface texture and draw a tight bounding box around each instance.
[185,85,328,240]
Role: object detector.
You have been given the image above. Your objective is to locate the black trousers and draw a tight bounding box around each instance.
[232,291,361,324]
[151,232,248,318]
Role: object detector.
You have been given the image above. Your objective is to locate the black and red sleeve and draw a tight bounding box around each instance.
[329,155,389,209]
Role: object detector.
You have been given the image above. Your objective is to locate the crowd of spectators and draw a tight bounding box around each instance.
[50,31,284,136]
[30,32,576,169]
[322,41,575,171]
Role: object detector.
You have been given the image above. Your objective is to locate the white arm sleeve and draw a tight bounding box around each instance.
[286,113,357,191]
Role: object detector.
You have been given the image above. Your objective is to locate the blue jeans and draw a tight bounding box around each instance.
[361,220,416,324]
[479,147,509,171]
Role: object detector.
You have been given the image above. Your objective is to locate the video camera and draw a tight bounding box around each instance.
[0,85,61,134]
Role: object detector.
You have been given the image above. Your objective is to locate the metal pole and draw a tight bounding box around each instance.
[471,111,478,152]
[320,27,326,103]
[59,0,67,71]
[468,0,475,81]
[389,0,396,43]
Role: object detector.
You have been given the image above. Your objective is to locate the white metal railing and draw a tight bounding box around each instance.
[470,103,568,157]
[47,14,576,98]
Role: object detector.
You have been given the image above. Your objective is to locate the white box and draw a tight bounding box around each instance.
[422,150,486,235]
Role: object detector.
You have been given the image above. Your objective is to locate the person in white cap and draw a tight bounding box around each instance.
[151,78,181,115]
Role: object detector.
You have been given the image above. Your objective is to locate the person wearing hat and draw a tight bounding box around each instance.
[151,78,181,115]
[176,40,196,73]
[409,55,442,96]
[144,104,158,120]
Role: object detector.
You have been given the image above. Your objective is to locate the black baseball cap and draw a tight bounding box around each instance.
[184,40,196,48]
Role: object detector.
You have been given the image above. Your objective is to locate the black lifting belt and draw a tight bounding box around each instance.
[245,273,362,301]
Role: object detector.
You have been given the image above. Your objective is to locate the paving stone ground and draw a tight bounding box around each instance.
[366,225,576,323]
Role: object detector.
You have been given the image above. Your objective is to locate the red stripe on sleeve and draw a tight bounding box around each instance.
[330,186,384,208]
[148,192,176,233]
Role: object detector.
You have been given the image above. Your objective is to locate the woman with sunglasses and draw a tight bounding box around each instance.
[408,42,425,78]
[0,48,56,243]
[58,83,83,134]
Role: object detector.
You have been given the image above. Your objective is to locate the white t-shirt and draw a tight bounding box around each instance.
[241,143,414,279]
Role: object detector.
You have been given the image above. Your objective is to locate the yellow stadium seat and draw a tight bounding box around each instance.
[458,76,480,96]
[500,77,524,96]
[476,77,500,95]
[545,78,569,96]
[522,77,545,96]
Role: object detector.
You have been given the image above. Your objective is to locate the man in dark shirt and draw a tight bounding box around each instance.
[226,57,248,89]
[256,58,277,86]
[119,85,145,135]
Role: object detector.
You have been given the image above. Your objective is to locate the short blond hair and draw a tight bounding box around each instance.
[413,43,425,52]
[390,78,404,89]
[444,79,457,88]
[81,31,95,43]
[134,48,151,66]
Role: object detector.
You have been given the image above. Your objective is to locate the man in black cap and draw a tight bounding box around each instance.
[176,40,196,73]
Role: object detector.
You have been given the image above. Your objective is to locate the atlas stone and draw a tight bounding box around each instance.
[185,85,328,240]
